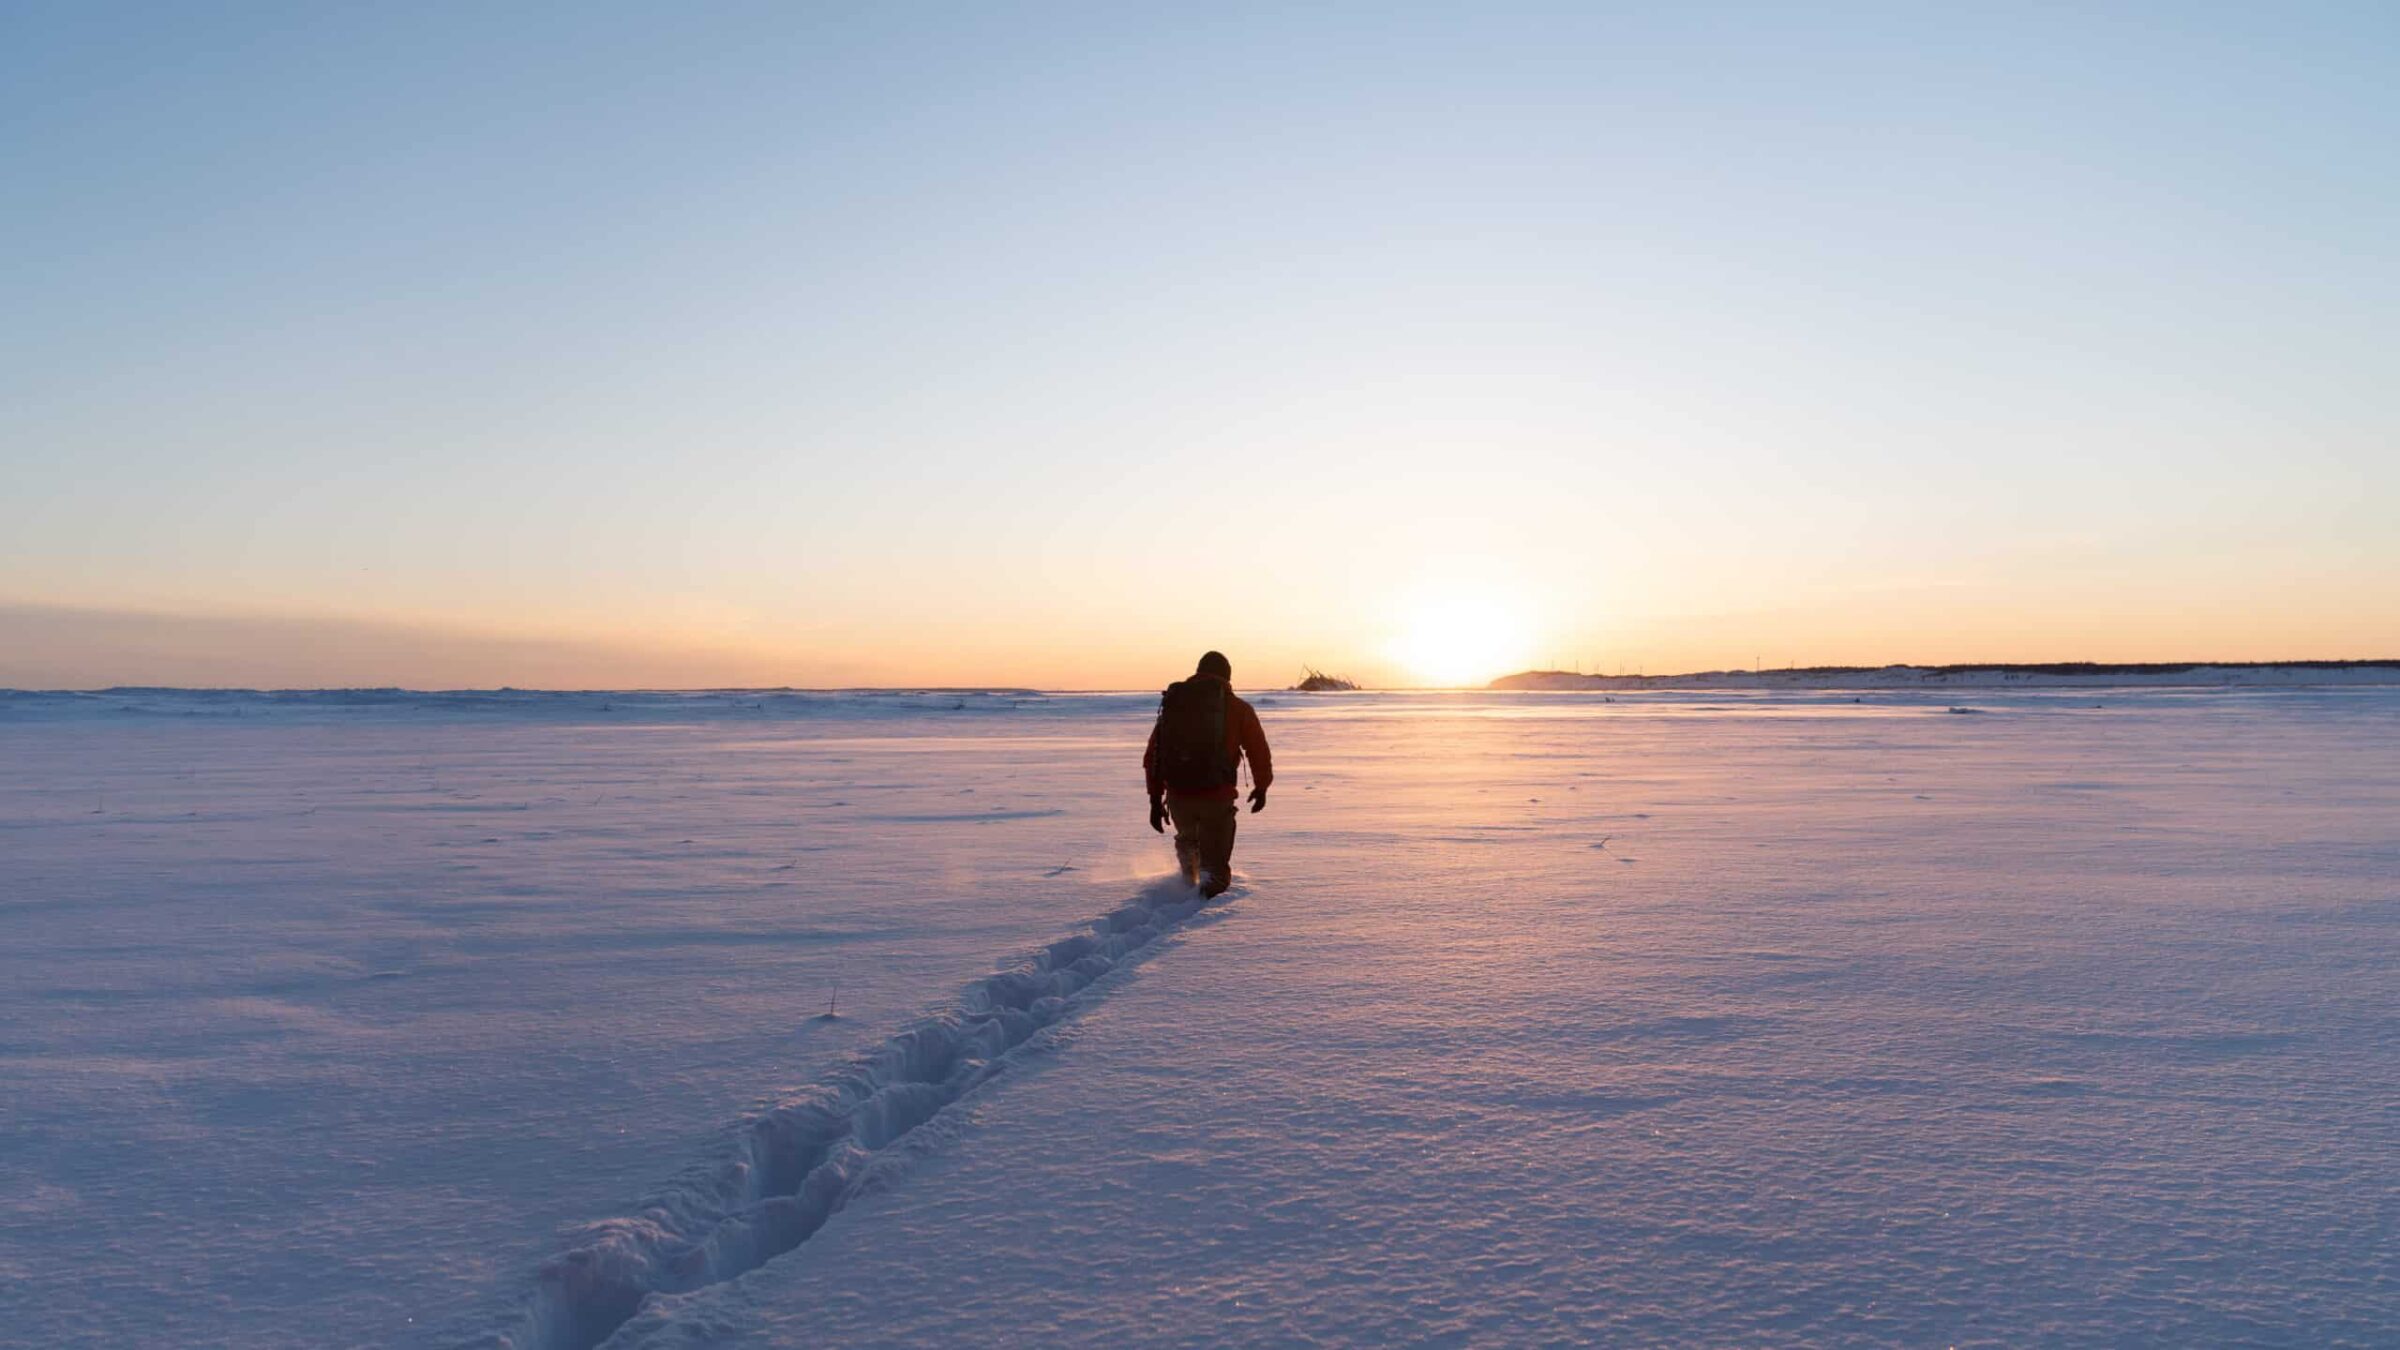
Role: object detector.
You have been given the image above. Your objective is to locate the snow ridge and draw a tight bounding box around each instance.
[499,879,1217,1350]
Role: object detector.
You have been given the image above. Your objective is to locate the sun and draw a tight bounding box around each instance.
[1388,593,1533,688]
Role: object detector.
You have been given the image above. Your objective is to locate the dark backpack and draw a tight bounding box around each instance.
[1153,679,1235,794]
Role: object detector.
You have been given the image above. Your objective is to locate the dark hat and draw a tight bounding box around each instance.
[1195,650,1232,680]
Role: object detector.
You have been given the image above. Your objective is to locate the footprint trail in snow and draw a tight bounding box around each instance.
[504,878,1225,1350]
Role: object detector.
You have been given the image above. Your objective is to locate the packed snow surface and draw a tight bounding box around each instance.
[3,686,2394,1347]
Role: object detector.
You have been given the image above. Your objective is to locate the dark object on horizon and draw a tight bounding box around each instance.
[1291,666,1360,692]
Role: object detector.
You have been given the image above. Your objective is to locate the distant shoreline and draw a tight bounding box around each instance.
[1489,661,2400,691]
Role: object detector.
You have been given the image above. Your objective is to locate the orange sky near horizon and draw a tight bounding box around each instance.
[6,573,2392,692]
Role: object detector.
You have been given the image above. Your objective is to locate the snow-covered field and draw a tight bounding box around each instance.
[4,687,2394,1348]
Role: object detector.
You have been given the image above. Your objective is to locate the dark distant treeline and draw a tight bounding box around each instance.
[1494,659,2400,688]
[1757,660,2396,677]
[1920,660,2399,676]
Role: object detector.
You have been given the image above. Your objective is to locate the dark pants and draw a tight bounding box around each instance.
[1166,795,1238,896]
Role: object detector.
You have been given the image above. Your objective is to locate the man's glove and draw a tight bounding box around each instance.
[1247,785,1268,814]
[1149,796,1169,833]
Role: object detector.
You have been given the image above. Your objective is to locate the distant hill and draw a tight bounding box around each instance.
[1491,661,2400,691]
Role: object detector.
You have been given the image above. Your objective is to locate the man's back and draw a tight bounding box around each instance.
[1144,678,1272,802]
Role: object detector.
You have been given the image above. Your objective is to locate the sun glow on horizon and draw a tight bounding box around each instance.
[1387,591,1536,688]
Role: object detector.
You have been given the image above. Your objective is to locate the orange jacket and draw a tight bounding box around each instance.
[1143,679,1272,801]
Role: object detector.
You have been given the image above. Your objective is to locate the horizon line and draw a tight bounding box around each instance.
[10,657,2399,699]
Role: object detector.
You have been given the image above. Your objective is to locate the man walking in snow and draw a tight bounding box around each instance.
[1144,650,1272,897]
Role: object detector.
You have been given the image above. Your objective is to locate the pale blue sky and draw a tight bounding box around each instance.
[4,2,2395,687]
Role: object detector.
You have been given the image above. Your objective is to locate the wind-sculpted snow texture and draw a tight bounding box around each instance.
[5,686,2396,1347]
[1,692,1177,1350]
[510,881,1212,1350]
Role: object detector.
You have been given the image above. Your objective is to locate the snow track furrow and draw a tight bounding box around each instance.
[497,879,1217,1350]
